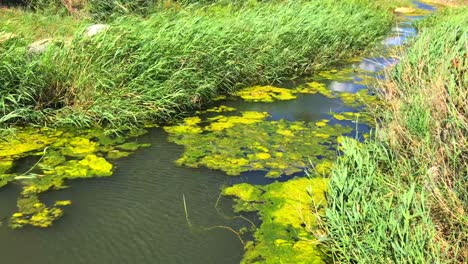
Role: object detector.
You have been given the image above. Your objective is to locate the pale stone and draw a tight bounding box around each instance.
[28,38,53,54]
[84,24,110,37]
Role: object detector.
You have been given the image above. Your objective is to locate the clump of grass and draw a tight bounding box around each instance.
[326,6,467,263]
[1,0,395,130]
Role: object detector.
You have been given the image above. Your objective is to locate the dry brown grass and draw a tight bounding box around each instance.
[380,20,467,261]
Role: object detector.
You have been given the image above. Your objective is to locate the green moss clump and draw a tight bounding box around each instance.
[10,194,68,229]
[0,127,150,228]
[235,82,341,103]
[223,183,263,203]
[166,112,352,177]
[236,86,297,103]
[314,160,334,176]
[198,105,237,114]
[164,116,204,134]
[339,89,379,108]
[301,82,335,98]
[0,129,60,157]
[0,159,13,175]
[107,150,132,159]
[331,111,375,126]
[0,172,15,188]
[315,68,355,82]
[117,142,151,151]
[223,177,328,263]
[205,111,269,132]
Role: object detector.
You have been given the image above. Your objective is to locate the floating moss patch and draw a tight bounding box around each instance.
[316,68,355,82]
[339,89,379,108]
[164,116,204,135]
[331,111,375,126]
[213,95,227,101]
[315,160,333,176]
[0,127,150,229]
[10,194,66,229]
[54,200,72,206]
[79,154,113,176]
[38,150,66,170]
[235,83,341,103]
[223,183,263,202]
[61,137,98,156]
[302,82,335,98]
[0,173,15,188]
[223,177,328,263]
[0,129,59,157]
[117,142,151,151]
[333,114,346,121]
[233,78,379,107]
[166,112,351,177]
[107,150,132,159]
[205,111,269,132]
[315,119,330,127]
[354,73,376,86]
[199,105,237,113]
[0,159,13,174]
[235,86,297,103]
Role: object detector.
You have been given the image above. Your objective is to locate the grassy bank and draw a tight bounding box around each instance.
[0,0,401,130]
[326,7,467,263]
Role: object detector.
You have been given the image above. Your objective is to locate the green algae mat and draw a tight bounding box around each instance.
[165,111,351,178]
[164,67,378,178]
[161,67,380,263]
[164,107,344,263]
[0,65,378,263]
[0,127,149,228]
[224,177,328,264]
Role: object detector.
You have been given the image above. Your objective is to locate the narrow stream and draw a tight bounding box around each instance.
[0,3,436,263]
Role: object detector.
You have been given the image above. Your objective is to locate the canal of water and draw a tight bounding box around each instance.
[0,2,436,263]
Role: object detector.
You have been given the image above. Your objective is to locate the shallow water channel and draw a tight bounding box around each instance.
[0,3,435,263]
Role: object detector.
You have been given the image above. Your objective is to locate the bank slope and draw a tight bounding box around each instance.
[326,6,467,263]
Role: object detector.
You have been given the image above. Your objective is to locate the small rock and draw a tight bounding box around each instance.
[394,7,416,14]
[84,24,110,37]
[28,38,53,54]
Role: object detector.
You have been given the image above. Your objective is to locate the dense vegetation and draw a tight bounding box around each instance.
[3,0,466,263]
[326,7,467,263]
[0,0,399,130]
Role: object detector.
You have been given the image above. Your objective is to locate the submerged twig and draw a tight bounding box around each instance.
[182,193,192,228]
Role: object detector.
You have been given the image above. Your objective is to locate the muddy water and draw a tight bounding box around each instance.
[0,3,435,264]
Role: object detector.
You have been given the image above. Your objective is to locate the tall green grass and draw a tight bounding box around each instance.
[1,0,395,129]
[19,0,414,21]
[326,6,467,263]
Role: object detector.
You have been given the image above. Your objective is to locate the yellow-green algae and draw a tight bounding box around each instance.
[0,159,13,173]
[331,111,375,126]
[197,105,237,114]
[117,142,151,151]
[301,82,335,98]
[223,177,328,263]
[165,111,352,177]
[234,76,378,113]
[0,129,60,157]
[0,127,150,228]
[235,86,297,103]
[338,89,379,108]
[205,111,269,132]
[235,83,336,103]
[313,67,376,84]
